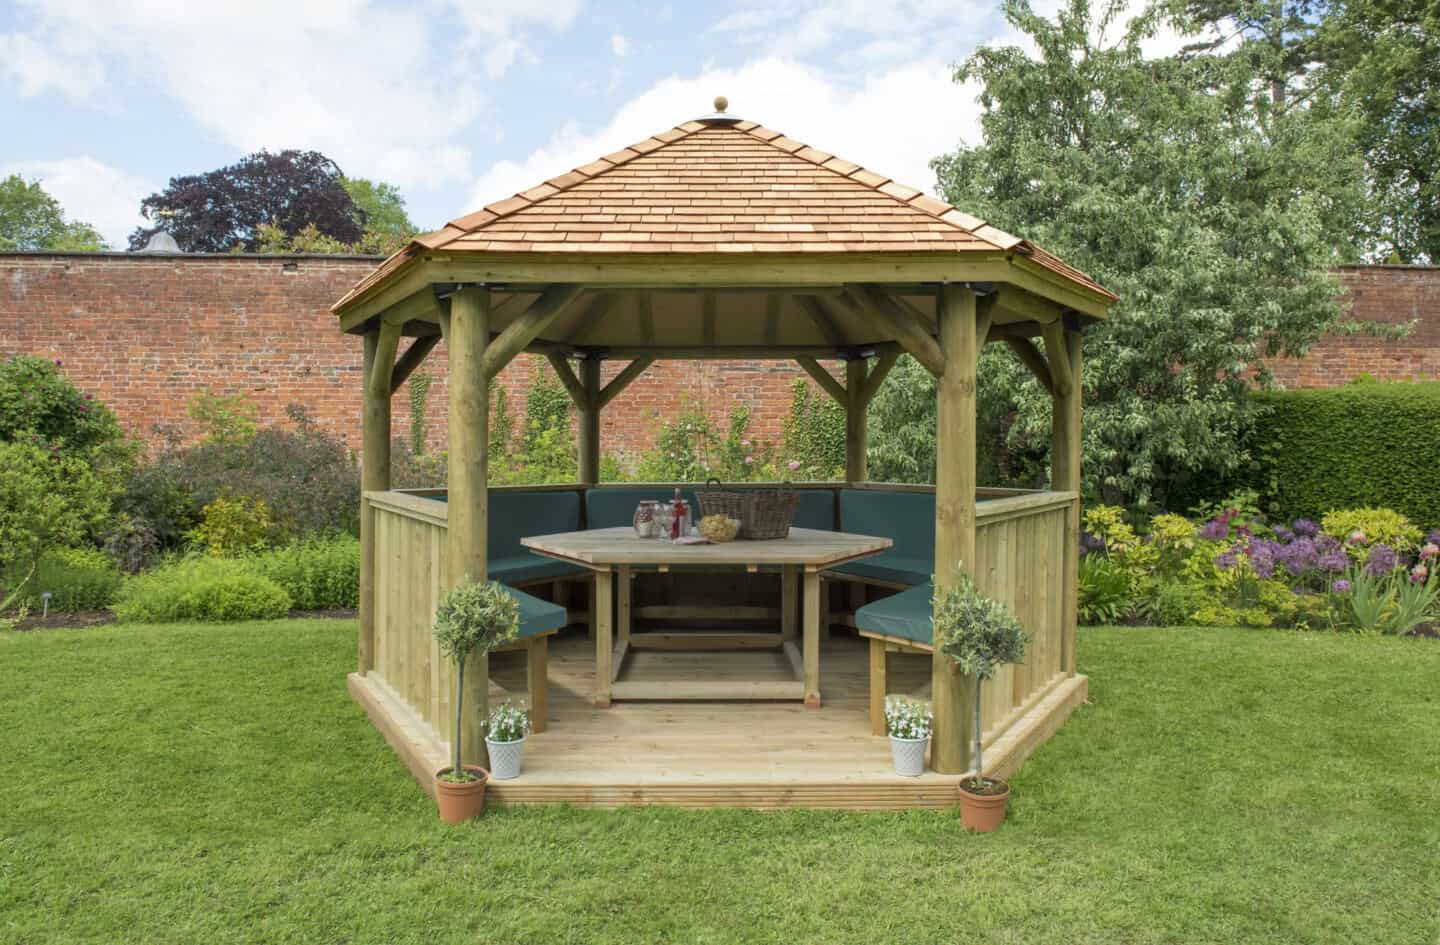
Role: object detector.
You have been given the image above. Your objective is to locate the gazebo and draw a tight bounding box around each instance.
[335,101,1116,809]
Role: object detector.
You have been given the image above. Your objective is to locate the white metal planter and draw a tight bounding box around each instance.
[486,736,526,780]
[889,735,929,777]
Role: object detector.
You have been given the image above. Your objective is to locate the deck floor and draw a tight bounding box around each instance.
[351,628,1087,810]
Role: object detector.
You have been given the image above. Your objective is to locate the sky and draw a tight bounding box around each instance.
[0,0,1068,249]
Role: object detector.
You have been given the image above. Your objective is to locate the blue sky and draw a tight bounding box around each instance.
[0,1,1051,248]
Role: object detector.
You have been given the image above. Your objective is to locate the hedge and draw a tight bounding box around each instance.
[1250,382,1440,529]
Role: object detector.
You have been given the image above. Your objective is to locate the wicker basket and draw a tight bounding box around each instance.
[696,479,801,540]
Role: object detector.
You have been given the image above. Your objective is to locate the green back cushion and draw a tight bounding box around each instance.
[584,488,701,529]
[790,490,837,531]
[838,489,935,557]
[489,491,583,559]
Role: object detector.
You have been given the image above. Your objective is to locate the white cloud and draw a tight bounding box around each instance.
[611,33,631,57]
[0,156,152,248]
[710,1,997,60]
[463,57,983,218]
[0,0,581,192]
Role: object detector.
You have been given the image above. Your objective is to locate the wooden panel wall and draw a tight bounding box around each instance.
[371,504,453,741]
[972,497,1074,747]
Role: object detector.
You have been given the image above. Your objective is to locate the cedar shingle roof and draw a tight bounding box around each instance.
[336,116,1115,311]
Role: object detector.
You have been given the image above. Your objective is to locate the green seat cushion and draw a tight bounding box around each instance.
[508,586,568,639]
[833,489,935,586]
[584,487,701,529]
[855,582,934,646]
[489,556,585,587]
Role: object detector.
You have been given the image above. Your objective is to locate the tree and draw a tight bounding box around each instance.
[0,175,106,251]
[129,150,363,252]
[342,177,417,240]
[932,0,1367,510]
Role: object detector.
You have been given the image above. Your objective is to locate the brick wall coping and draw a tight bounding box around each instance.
[0,251,385,262]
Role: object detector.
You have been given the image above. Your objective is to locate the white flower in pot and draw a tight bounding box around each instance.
[885,695,933,777]
[484,700,531,780]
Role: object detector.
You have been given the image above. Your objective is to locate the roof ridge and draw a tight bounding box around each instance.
[416,121,709,250]
[732,121,1025,254]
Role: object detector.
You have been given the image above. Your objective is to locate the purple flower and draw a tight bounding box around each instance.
[1292,518,1319,537]
[1333,579,1352,594]
[1317,548,1350,573]
[1364,544,1399,576]
[1427,529,1440,547]
[1247,539,1279,579]
[1215,548,1240,571]
[1277,537,1318,576]
[1199,518,1228,540]
[1272,525,1295,543]
[54,358,62,366]
[1079,531,1105,553]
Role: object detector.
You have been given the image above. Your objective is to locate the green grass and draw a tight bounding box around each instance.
[2,621,1437,944]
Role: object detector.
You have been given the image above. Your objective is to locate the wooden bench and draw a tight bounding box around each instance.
[854,582,935,735]
[490,586,569,733]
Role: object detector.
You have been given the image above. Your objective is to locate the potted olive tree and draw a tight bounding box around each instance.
[934,577,1029,832]
[431,579,520,824]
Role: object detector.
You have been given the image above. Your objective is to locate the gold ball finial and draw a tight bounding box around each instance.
[714,95,728,113]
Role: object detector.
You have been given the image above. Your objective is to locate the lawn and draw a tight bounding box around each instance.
[2,620,1437,944]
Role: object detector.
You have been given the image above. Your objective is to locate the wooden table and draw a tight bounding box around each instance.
[522,526,892,708]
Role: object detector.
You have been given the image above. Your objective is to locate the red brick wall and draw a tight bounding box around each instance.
[0,252,821,463]
[3,254,1434,464]
[1267,266,1440,386]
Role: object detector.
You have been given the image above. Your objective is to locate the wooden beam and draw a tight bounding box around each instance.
[795,356,846,403]
[1003,337,1054,395]
[479,284,582,379]
[560,291,613,345]
[545,352,589,407]
[851,286,946,377]
[389,336,439,395]
[599,344,893,361]
[597,357,654,409]
[763,293,783,346]
[446,287,491,769]
[1041,321,1074,397]
[578,357,602,485]
[796,296,847,349]
[932,284,979,775]
[859,347,900,406]
[845,357,867,483]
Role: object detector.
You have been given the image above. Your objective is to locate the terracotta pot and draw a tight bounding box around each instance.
[434,765,489,824]
[957,779,1010,832]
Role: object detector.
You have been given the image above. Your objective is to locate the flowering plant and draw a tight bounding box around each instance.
[885,696,933,740]
[485,701,530,743]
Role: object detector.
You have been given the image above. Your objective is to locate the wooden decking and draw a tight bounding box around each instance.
[349,628,1088,810]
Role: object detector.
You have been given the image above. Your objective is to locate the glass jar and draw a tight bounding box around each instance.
[633,500,659,538]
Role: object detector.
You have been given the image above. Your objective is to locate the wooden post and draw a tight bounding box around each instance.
[1050,327,1083,676]
[578,356,601,485]
[359,327,396,675]
[932,285,979,775]
[845,357,867,483]
[447,287,490,768]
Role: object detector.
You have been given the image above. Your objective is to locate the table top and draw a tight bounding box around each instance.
[522,526,892,570]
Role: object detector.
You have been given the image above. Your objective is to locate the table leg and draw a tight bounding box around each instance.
[781,565,797,642]
[593,569,613,708]
[803,568,821,708]
[617,565,632,644]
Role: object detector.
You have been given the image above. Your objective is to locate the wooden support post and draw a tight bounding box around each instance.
[932,284,979,774]
[527,637,548,733]
[578,356,602,485]
[593,569,613,707]
[869,639,887,736]
[845,357,867,483]
[358,327,396,675]
[803,568,822,708]
[447,287,491,768]
[1049,327,1083,676]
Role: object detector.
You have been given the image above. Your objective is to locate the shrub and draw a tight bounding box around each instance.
[0,355,123,457]
[190,496,273,556]
[249,535,360,610]
[10,547,122,612]
[1319,507,1423,556]
[1250,383,1440,528]
[781,379,845,479]
[633,404,776,482]
[116,463,198,551]
[1137,579,1196,626]
[0,441,116,612]
[114,557,291,623]
[1078,555,1137,625]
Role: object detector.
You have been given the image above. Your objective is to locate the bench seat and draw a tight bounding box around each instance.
[855,582,935,735]
[491,585,568,733]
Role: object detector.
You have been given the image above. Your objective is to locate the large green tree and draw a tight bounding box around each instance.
[0,175,106,251]
[930,0,1366,510]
